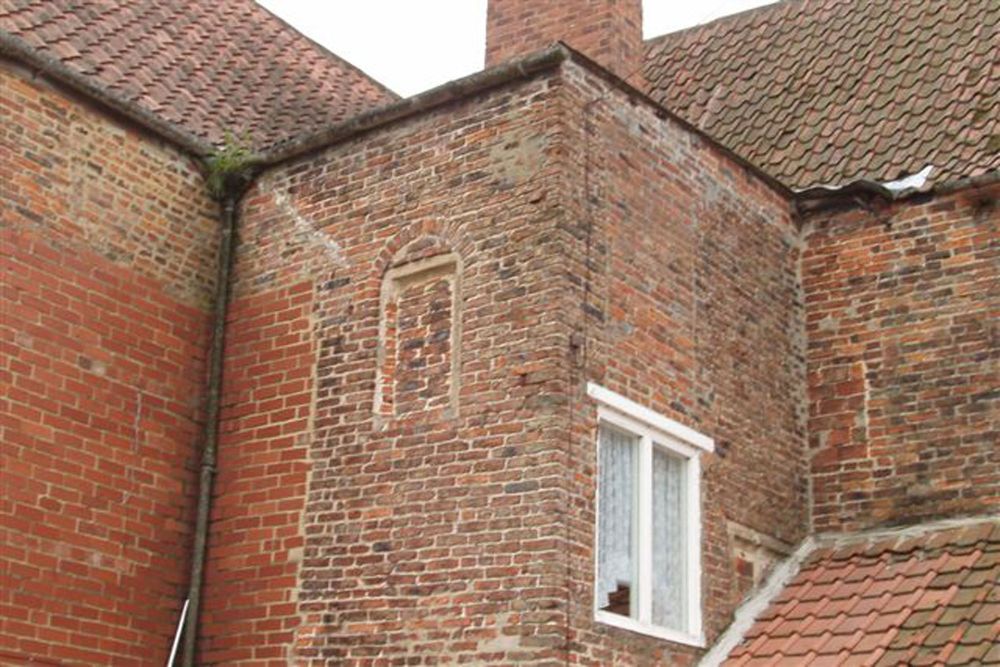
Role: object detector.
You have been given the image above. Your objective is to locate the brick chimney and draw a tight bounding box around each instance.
[485,0,643,83]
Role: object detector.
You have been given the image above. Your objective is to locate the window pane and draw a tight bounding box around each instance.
[597,424,638,619]
[651,446,686,629]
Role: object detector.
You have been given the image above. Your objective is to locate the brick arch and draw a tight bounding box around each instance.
[372,219,476,279]
[390,234,456,269]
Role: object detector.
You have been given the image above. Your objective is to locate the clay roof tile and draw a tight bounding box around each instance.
[721,520,1000,666]
[644,0,999,189]
[0,0,397,151]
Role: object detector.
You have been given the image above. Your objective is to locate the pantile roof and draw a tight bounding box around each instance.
[725,519,1000,666]
[644,0,1000,190]
[0,0,396,151]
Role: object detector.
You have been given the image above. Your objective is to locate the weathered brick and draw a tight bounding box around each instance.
[192,54,810,664]
[5,10,997,666]
[803,187,1000,533]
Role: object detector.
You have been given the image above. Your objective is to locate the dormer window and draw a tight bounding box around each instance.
[588,383,713,646]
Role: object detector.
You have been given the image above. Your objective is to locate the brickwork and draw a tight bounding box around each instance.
[556,60,807,664]
[199,280,315,664]
[387,274,454,415]
[1,65,218,664]
[195,56,810,664]
[202,73,572,664]
[5,11,996,663]
[376,250,461,421]
[486,0,643,83]
[804,186,1000,532]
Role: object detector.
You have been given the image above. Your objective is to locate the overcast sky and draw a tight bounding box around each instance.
[258,1,776,97]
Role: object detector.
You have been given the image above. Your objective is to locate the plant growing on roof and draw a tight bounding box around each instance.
[204,130,255,199]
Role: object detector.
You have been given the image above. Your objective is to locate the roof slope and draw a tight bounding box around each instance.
[0,0,396,151]
[726,520,1000,665]
[644,0,1000,190]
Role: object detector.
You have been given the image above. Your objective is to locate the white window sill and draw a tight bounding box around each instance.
[594,610,705,648]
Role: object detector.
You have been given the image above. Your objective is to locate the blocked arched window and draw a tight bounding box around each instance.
[374,244,462,422]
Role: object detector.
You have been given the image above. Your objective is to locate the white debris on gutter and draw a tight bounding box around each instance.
[698,536,817,667]
[793,165,935,197]
[794,181,852,194]
[880,164,933,192]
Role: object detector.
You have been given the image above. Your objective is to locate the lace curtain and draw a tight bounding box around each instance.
[652,447,685,629]
[597,425,636,615]
[597,425,687,629]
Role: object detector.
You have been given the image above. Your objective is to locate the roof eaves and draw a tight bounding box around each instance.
[792,168,1000,216]
[930,169,1000,197]
[1,30,214,157]
[254,41,798,204]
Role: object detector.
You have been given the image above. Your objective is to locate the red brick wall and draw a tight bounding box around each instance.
[197,278,314,663]
[556,60,806,664]
[1,65,218,664]
[804,186,1000,532]
[486,0,643,83]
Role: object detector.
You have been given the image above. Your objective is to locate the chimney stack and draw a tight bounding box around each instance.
[485,0,644,83]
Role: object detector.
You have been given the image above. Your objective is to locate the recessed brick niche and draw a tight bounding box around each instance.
[375,252,462,422]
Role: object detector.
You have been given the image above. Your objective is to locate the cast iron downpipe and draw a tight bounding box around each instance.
[182,183,244,665]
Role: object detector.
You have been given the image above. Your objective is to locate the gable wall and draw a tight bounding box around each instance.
[803,186,1000,532]
[1,63,219,664]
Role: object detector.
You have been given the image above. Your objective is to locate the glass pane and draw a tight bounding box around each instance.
[651,446,686,630]
[597,424,638,619]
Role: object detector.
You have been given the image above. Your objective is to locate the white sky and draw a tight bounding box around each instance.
[258,1,776,97]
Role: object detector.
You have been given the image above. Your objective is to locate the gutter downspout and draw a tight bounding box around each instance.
[182,183,244,665]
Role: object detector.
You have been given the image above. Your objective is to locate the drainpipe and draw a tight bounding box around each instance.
[182,181,244,665]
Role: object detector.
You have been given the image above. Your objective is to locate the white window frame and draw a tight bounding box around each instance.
[588,382,713,647]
